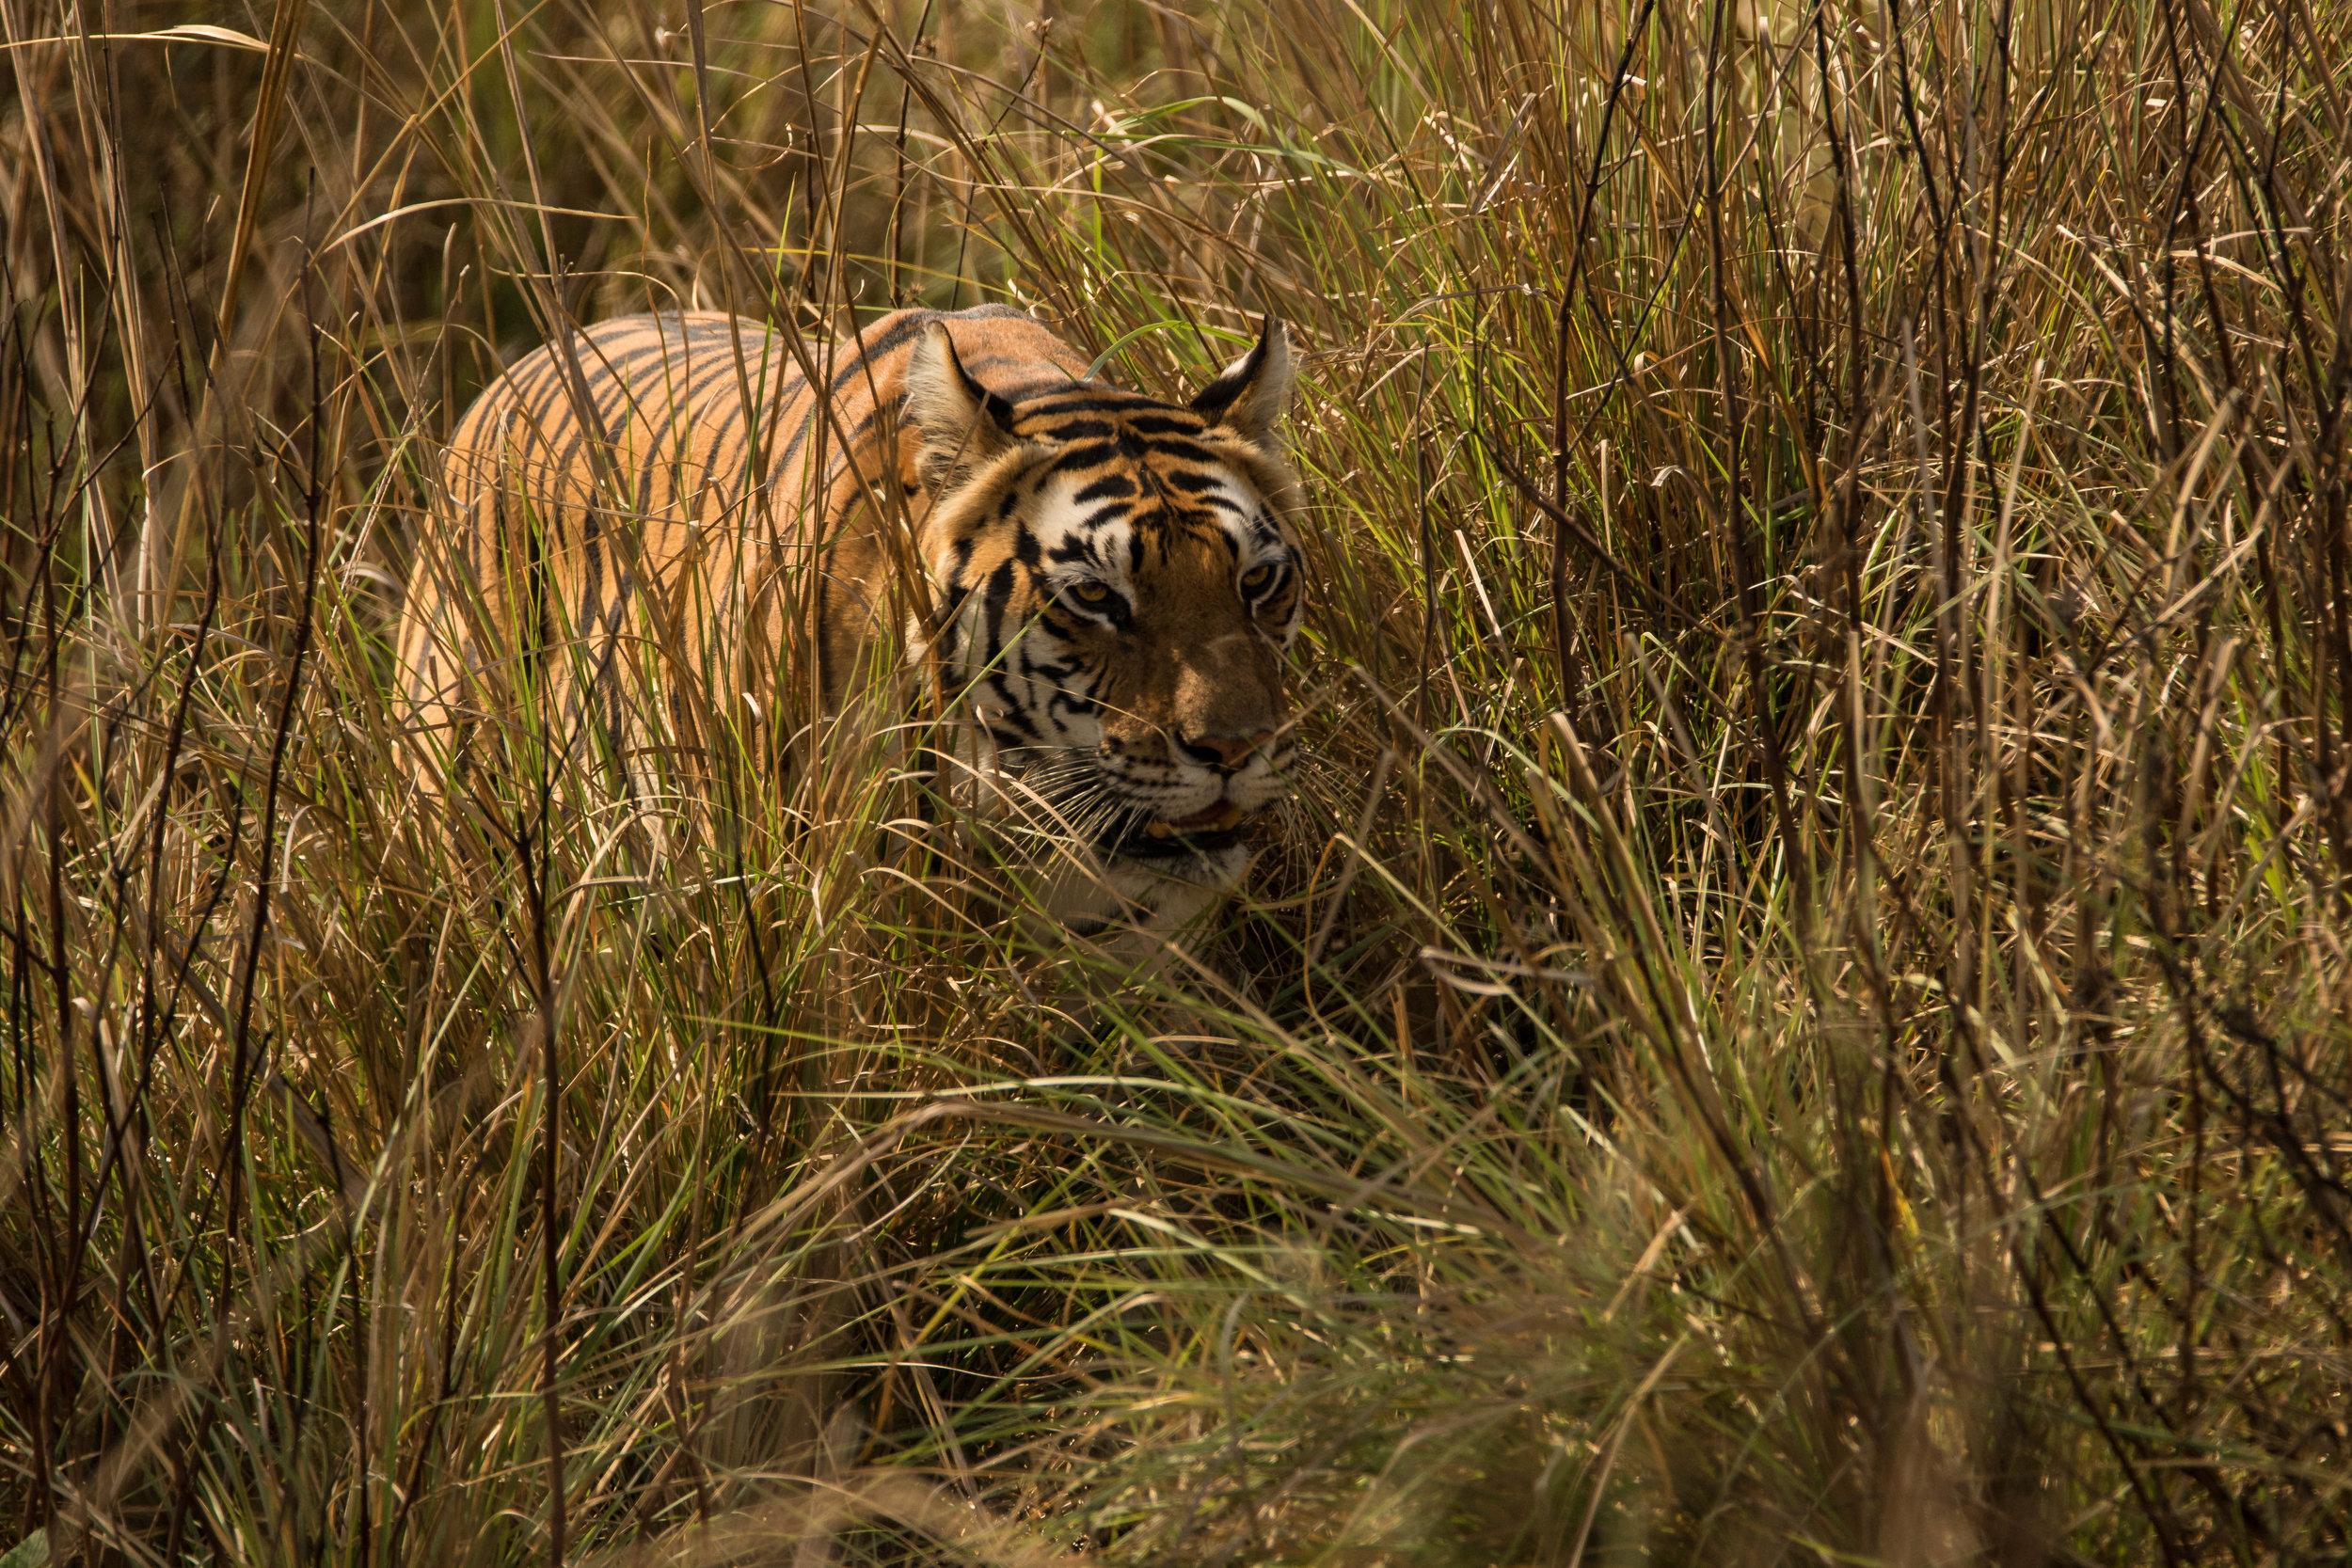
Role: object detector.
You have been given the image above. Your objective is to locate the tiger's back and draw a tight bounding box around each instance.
[396,304,1087,798]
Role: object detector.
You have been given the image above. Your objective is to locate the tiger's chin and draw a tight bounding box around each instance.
[1104,801,1248,863]
[1027,812,1261,954]
[1048,843,1253,948]
[954,755,1279,955]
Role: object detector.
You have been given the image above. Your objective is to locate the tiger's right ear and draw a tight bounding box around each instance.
[905,322,1019,491]
[1190,317,1294,446]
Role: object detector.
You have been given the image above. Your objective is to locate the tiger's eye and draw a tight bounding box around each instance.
[1070,579,1112,604]
[1240,562,1278,594]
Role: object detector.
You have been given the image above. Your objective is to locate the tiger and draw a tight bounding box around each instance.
[394,303,1304,940]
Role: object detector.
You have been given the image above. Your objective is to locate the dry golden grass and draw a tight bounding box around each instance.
[3,1,2350,1563]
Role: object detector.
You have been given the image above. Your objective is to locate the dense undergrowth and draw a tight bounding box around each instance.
[4,0,2350,1562]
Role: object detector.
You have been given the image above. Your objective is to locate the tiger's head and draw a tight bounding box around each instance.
[901,317,1302,920]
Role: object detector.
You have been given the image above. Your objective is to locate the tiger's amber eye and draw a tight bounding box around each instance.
[1240,562,1278,594]
[1070,579,1112,604]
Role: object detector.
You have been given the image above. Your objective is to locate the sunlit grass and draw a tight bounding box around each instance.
[2,1,2349,1563]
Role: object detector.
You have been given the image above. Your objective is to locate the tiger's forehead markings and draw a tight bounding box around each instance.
[1035,465,1243,545]
[966,385,1253,563]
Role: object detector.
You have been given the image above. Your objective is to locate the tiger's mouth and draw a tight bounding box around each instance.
[1109,800,1252,861]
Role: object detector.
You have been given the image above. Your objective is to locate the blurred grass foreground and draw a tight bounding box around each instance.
[4,0,2352,1562]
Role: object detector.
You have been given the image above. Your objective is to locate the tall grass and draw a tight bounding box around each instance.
[3,0,2349,1561]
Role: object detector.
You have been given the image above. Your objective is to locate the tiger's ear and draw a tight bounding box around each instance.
[1189,317,1294,445]
[905,322,1018,490]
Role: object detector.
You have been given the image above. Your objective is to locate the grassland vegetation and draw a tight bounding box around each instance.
[2,0,2350,1562]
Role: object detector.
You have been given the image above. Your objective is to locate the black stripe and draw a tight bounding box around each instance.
[551,330,706,501]
[1012,391,1192,421]
[815,560,834,700]
[695,340,805,505]
[1044,441,1121,473]
[512,354,583,483]
[1072,475,1135,503]
[650,340,785,517]
[762,310,941,481]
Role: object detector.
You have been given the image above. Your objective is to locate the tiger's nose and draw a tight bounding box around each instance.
[1180,730,1275,773]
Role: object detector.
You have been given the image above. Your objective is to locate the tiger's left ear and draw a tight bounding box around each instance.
[1189,318,1294,445]
[906,321,1020,491]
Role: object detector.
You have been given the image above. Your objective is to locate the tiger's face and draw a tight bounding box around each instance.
[903,319,1302,919]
